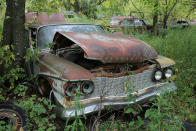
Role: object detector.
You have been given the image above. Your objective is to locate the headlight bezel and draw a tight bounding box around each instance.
[153,67,174,81]
[64,81,94,97]
[64,83,78,97]
[81,81,94,95]
[164,68,174,79]
[153,69,163,81]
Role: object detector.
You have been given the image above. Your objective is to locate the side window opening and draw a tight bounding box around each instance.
[120,19,134,26]
[30,28,37,48]
[134,19,143,26]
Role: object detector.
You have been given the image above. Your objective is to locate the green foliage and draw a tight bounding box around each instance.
[144,94,183,131]
[0,45,26,100]
[0,44,56,130]
[24,48,39,62]
[18,96,56,130]
[98,26,196,130]
[0,19,3,41]
[66,15,95,24]
[65,88,87,131]
[26,0,62,13]
[136,26,196,128]
[14,84,28,97]
[0,120,14,131]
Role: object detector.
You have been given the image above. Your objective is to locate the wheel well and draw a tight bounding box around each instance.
[38,76,52,97]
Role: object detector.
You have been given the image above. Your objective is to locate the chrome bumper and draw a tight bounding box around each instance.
[56,82,177,119]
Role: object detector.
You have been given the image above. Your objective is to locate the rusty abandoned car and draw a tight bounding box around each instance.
[25,12,177,119]
[110,16,153,33]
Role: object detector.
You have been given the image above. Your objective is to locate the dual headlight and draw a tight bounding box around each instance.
[153,68,174,81]
[65,81,94,97]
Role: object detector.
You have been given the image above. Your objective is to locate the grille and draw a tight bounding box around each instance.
[81,68,158,100]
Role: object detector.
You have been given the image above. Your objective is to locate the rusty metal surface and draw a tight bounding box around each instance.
[39,52,94,80]
[111,16,136,20]
[155,55,176,68]
[57,82,177,118]
[110,16,136,26]
[92,65,152,77]
[80,68,157,100]
[54,32,158,63]
[25,12,66,26]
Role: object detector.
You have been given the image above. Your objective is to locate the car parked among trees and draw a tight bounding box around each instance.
[110,16,153,33]
[25,12,177,119]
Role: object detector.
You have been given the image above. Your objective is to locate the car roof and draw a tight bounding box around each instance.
[25,12,99,28]
[111,16,137,21]
[28,23,100,29]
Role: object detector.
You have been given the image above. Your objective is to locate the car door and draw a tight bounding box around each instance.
[134,19,145,33]
[120,19,135,34]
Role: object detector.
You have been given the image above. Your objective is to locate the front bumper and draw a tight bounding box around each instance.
[56,82,177,119]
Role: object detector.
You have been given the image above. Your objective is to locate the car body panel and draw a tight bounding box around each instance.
[25,12,66,27]
[110,16,153,33]
[53,32,158,63]
[39,52,94,80]
[155,55,176,68]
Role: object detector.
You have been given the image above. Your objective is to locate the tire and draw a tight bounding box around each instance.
[0,102,27,131]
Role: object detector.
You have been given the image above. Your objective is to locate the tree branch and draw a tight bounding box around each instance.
[97,0,106,5]
[168,0,179,16]
[130,0,144,18]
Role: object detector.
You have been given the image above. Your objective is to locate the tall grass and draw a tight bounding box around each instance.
[137,27,196,90]
[98,27,196,130]
[137,27,196,127]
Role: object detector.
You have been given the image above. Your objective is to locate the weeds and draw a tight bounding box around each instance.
[65,88,87,131]
[97,26,196,130]
[18,96,56,130]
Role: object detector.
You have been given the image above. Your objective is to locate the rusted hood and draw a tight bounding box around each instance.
[54,32,158,63]
[39,53,94,80]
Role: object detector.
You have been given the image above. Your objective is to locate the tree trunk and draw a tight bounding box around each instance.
[67,0,71,10]
[152,0,159,35]
[1,0,13,46]
[12,0,26,66]
[163,15,168,29]
[1,0,26,67]
[74,0,80,13]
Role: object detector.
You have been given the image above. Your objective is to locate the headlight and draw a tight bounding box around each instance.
[65,83,78,97]
[154,70,163,81]
[164,68,173,78]
[81,81,94,95]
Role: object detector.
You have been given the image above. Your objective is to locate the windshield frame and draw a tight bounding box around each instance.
[36,24,105,50]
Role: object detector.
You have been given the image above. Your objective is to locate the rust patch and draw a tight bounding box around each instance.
[25,12,66,26]
[78,84,164,105]
[39,52,94,80]
[92,65,151,77]
[155,55,176,68]
[132,65,151,75]
[53,32,158,63]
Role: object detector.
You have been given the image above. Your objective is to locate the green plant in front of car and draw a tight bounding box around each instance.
[18,95,56,130]
[123,73,145,130]
[65,87,87,131]
[24,48,39,62]
[145,92,183,131]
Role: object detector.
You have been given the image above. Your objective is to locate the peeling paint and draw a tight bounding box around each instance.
[54,32,158,63]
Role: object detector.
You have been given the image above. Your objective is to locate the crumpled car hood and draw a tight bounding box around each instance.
[54,32,158,63]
